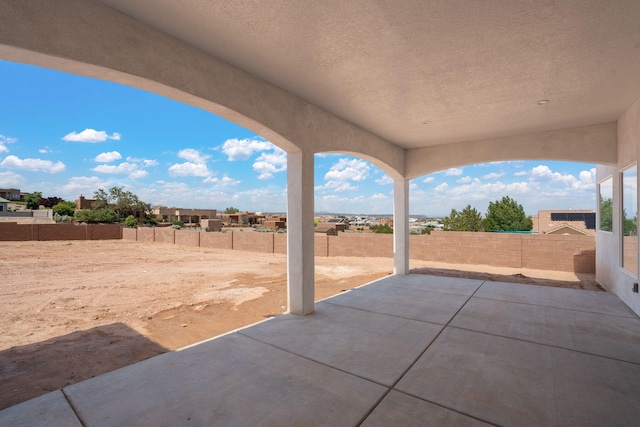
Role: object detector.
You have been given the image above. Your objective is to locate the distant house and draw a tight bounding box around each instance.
[262,215,286,229]
[532,210,596,236]
[326,218,349,231]
[0,188,21,201]
[76,194,96,210]
[153,206,217,224]
[315,226,338,235]
[0,196,9,212]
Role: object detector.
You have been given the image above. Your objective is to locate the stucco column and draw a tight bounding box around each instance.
[287,150,315,315]
[394,179,410,275]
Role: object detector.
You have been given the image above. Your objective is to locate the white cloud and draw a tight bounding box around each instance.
[423,176,435,183]
[457,176,473,184]
[169,148,210,177]
[514,170,528,176]
[0,155,65,173]
[221,138,274,161]
[59,176,111,198]
[177,148,210,164]
[0,171,25,186]
[92,162,137,175]
[38,146,52,154]
[317,158,370,192]
[445,167,463,176]
[94,151,122,162]
[252,148,287,180]
[0,135,16,153]
[483,172,505,180]
[325,158,370,182]
[203,175,241,186]
[168,162,210,177]
[127,156,159,167]
[435,182,449,192]
[375,175,393,185]
[128,170,149,179]
[529,164,595,191]
[371,193,387,200]
[62,129,121,143]
[91,161,152,179]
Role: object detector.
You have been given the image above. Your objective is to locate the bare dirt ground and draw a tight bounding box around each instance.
[0,240,599,410]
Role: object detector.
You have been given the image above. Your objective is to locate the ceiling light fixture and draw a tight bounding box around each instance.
[536,99,550,105]
[422,120,431,125]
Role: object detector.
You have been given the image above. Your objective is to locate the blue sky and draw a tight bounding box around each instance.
[0,61,596,217]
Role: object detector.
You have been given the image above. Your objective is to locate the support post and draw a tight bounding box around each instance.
[393,179,409,275]
[287,150,315,315]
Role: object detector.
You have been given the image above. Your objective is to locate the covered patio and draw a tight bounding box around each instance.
[2,1,640,424]
[3,273,639,426]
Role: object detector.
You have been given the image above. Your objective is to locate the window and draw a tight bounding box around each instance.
[598,177,613,232]
[621,164,637,274]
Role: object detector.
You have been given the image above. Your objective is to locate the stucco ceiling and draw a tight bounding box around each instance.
[99,0,640,149]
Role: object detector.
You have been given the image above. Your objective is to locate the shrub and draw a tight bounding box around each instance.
[53,201,77,216]
[53,213,72,223]
[95,208,119,224]
[74,209,97,223]
[124,215,138,228]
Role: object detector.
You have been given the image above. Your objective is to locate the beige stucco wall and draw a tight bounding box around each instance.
[596,95,640,316]
[406,123,617,179]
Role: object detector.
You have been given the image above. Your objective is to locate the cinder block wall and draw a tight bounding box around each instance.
[155,228,175,244]
[3,223,596,274]
[0,223,121,241]
[274,233,287,254]
[328,234,394,257]
[233,232,274,253]
[0,222,32,241]
[410,232,595,273]
[200,232,233,249]
[175,230,199,247]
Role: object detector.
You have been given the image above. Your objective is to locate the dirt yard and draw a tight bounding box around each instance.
[0,240,600,410]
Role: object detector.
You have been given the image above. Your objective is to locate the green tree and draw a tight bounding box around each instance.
[74,209,97,223]
[25,192,42,210]
[52,201,76,216]
[124,215,138,228]
[443,205,483,231]
[482,196,533,231]
[95,208,119,224]
[224,207,240,214]
[39,196,64,208]
[599,196,613,232]
[92,187,150,220]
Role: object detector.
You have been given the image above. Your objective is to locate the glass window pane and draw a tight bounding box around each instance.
[622,164,637,274]
[599,177,613,232]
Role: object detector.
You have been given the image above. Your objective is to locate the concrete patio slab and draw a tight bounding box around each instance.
[3,274,640,426]
[0,390,81,427]
[397,327,640,427]
[64,333,387,426]
[365,274,484,296]
[451,297,640,364]
[361,390,491,426]
[241,302,442,386]
[326,282,470,325]
[475,281,637,317]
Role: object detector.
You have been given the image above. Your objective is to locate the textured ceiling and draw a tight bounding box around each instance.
[99,0,640,149]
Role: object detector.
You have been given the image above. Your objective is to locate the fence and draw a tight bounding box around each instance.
[0,222,122,241]
[122,228,595,274]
